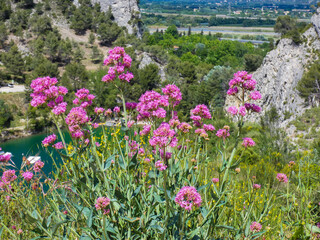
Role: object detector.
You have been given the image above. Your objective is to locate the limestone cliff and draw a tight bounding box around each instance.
[74,0,143,36]
[226,8,320,127]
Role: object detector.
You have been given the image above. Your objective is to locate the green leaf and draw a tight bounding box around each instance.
[120,216,140,223]
[86,209,93,228]
[52,220,69,236]
[104,154,114,170]
[118,155,126,170]
[132,185,142,198]
[80,235,91,240]
[150,225,164,233]
[307,224,320,234]
[216,225,237,231]
[197,182,211,192]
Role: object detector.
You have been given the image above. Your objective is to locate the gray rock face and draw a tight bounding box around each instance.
[137,52,166,81]
[226,8,320,127]
[74,0,142,36]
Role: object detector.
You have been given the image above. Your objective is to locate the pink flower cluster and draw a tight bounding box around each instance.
[175,186,202,211]
[65,107,89,138]
[162,84,182,107]
[73,88,95,108]
[94,107,105,115]
[95,197,111,211]
[125,102,138,111]
[22,171,33,182]
[227,71,262,117]
[212,178,219,183]
[250,221,262,232]
[1,170,17,190]
[242,138,255,148]
[34,160,44,172]
[216,126,230,140]
[276,173,288,183]
[155,160,167,171]
[178,122,192,133]
[140,125,151,136]
[149,123,177,149]
[102,47,134,83]
[30,77,68,115]
[0,152,11,163]
[42,134,57,147]
[253,184,261,190]
[137,90,169,120]
[190,104,212,127]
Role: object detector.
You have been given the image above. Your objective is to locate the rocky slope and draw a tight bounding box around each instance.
[226,8,320,127]
[73,0,143,36]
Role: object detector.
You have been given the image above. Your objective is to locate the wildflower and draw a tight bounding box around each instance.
[95,197,111,211]
[95,142,101,147]
[238,106,246,116]
[113,106,120,113]
[149,123,177,149]
[227,87,238,95]
[203,124,215,132]
[93,123,99,129]
[250,91,262,100]
[250,222,262,233]
[169,118,181,128]
[253,184,261,190]
[104,109,112,116]
[176,122,191,134]
[244,103,261,113]
[102,47,133,83]
[175,186,202,211]
[155,160,167,171]
[94,107,105,115]
[17,229,23,235]
[195,128,208,138]
[52,102,67,115]
[228,106,238,115]
[2,170,17,182]
[22,172,33,182]
[242,138,255,148]
[216,127,230,139]
[125,102,137,110]
[11,225,16,230]
[42,134,57,147]
[136,91,168,120]
[162,84,182,107]
[190,104,211,126]
[289,161,295,167]
[65,107,89,138]
[34,160,45,172]
[63,210,68,215]
[127,120,135,128]
[6,196,11,202]
[276,173,288,183]
[235,168,241,173]
[212,178,219,183]
[0,152,11,163]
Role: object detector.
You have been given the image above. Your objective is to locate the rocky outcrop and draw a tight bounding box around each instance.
[137,52,166,81]
[73,0,143,36]
[226,8,320,127]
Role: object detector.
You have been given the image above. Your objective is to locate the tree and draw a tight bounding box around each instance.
[165,25,179,38]
[73,46,84,63]
[0,1,11,21]
[30,56,59,79]
[0,99,13,129]
[98,22,122,46]
[138,64,161,91]
[91,46,103,63]
[274,16,296,36]
[0,23,8,48]
[61,62,88,91]
[244,54,263,72]
[297,61,320,105]
[45,32,59,61]
[57,39,73,64]
[188,26,191,36]
[88,32,95,45]
[1,45,25,77]
[29,15,52,36]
